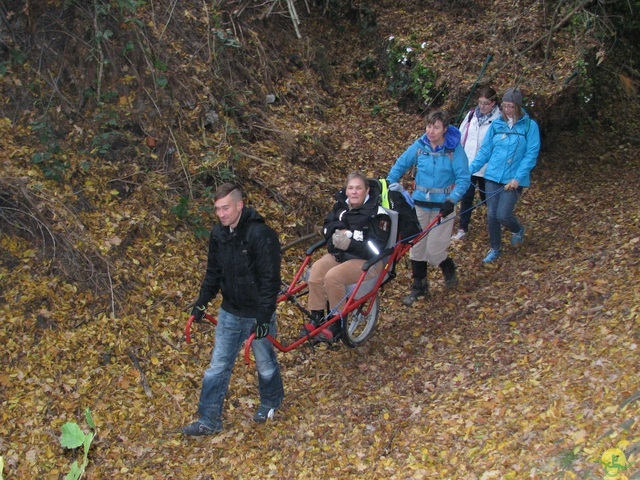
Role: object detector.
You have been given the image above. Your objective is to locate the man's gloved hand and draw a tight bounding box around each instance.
[332,229,351,251]
[191,304,206,323]
[253,321,270,339]
[439,199,455,218]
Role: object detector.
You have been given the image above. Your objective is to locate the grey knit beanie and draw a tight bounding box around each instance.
[502,87,523,106]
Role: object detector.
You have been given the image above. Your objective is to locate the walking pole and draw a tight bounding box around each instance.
[455,54,493,125]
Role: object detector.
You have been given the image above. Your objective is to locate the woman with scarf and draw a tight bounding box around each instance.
[387,110,470,306]
[452,86,502,241]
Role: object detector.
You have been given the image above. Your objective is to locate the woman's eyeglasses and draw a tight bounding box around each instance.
[478,100,494,107]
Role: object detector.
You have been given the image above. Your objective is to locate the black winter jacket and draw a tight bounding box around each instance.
[323,180,391,262]
[196,207,281,324]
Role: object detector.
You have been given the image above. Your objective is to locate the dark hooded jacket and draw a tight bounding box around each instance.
[196,207,281,324]
[322,179,391,262]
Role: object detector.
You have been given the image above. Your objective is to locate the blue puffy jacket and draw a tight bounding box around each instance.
[387,126,470,210]
[469,110,540,187]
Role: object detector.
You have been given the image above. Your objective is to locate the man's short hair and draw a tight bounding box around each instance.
[215,183,243,202]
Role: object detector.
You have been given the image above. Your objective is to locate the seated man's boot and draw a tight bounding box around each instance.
[299,310,324,340]
[316,315,341,344]
[439,256,458,288]
[402,260,428,306]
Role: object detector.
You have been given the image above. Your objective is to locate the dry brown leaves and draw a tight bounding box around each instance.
[1,2,639,479]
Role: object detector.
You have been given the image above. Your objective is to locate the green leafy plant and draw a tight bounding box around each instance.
[30,119,68,181]
[0,48,26,77]
[172,164,235,238]
[59,408,96,480]
[115,0,144,13]
[153,58,169,87]
[171,196,209,239]
[91,132,116,155]
[574,57,594,105]
[213,29,241,49]
[384,36,442,108]
[31,145,68,182]
[355,56,378,80]
[557,448,579,470]
[410,63,438,104]
[171,195,190,220]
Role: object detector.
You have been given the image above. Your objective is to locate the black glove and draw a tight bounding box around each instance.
[439,199,455,218]
[253,321,270,339]
[191,304,206,323]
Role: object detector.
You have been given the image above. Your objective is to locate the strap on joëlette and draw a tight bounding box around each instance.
[413,199,446,209]
[414,185,453,195]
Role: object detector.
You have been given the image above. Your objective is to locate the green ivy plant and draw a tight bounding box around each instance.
[59,408,96,480]
[172,164,235,239]
[30,119,69,182]
[384,36,440,107]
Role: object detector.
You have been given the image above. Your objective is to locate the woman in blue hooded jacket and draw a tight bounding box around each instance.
[387,110,470,306]
[469,87,540,263]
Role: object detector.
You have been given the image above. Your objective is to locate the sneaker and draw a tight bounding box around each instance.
[253,405,277,423]
[182,420,220,436]
[482,249,501,263]
[451,229,467,241]
[511,227,525,246]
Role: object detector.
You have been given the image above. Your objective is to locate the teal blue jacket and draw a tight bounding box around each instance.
[469,110,540,187]
[387,126,470,209]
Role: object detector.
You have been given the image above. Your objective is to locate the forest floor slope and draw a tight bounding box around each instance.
[0,1,639,479]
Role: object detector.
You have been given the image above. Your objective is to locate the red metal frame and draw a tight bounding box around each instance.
[184,213,443,363]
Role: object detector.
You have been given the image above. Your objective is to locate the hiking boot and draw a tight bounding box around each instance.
[402,279,428,306]
[316,319,341,343]
[253,405,277,423]
[451,229,467,241]
[298,322,317,339]
[511,227,525,246]
[403,260,428,306]
[182,420,221,436]
[298,310,324,340]
[482,249,501,263]
[439,257,458,288]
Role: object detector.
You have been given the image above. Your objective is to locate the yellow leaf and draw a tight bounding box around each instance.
[572,429,587,444]
[617,439,630,450]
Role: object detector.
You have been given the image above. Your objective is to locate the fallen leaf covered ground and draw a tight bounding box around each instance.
[1,2,639,479]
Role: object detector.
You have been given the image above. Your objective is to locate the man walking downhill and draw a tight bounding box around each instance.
[182,183,284,436]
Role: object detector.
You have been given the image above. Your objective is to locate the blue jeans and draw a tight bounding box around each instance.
[197,308,284,430]
[485,180,523,251]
